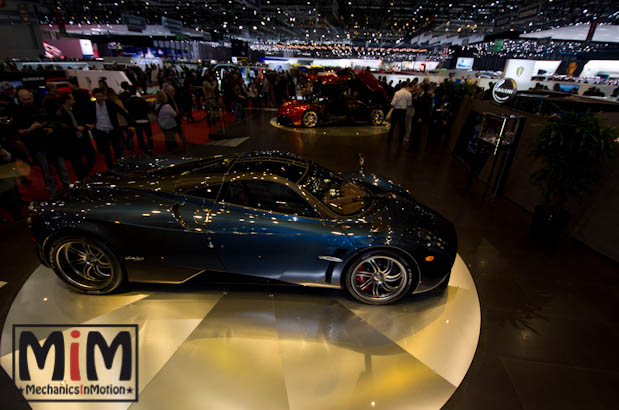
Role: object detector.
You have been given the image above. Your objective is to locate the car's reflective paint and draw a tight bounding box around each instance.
[29,151,456,293]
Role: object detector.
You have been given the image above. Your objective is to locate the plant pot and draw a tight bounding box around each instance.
[530,205,571,245]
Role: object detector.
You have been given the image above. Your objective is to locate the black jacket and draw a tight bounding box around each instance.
[124,95,151,121]
[53,106,83,139]
[88,100,133,130]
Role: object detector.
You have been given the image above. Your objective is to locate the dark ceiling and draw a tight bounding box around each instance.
[37,0,619,45]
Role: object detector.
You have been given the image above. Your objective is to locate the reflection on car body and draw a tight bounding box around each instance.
[29,151,457,305]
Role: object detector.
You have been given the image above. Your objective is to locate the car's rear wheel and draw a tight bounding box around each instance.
[302,110,319,128]
[370,108,385,125]
[344,250,415,305]
[49,236,124,294]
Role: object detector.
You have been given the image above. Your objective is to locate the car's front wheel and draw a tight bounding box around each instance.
[344,250,415,304]
[302,110,319,128]
[370,108,385,125]
[49,236,124,294]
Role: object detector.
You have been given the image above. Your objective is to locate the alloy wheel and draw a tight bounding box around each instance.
[302,111,318,127]
[371,109,385,125]
[349,255,408,303]
[54,240,114,290]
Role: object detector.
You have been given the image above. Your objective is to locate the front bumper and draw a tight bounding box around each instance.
[277,114,293,126]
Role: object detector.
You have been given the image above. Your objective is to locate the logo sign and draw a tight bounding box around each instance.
[492,78,517,103]
[516,66,525,77]
[12,325,138,402]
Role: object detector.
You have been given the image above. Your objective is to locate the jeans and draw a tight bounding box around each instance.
[135,122,153,153]
[68,136,96,180]
[387,109,406,142]
[93,129,122,169]
[163,129,180,152]
[176,124,188,145]
[32,151,70,194]
[119,126,134,156]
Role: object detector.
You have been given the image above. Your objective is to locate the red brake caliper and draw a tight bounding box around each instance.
[357,263,371,290]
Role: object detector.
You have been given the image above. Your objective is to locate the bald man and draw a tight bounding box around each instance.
[14,89,70,195]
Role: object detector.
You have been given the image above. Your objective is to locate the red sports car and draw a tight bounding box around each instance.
[277,70,388,128]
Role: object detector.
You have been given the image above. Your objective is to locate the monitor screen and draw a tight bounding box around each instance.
[456,57,474,70]
[558,84,580,93]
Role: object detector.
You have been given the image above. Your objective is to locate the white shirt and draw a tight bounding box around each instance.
[95,102,114,132]
[391,88,412,110]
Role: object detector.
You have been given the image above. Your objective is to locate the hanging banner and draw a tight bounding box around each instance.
[162,17,183,34]
[493,39,504,52]
[123,14,147,33]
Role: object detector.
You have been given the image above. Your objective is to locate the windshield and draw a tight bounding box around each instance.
[300,164,371,216]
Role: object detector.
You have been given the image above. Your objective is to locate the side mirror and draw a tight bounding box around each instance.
[357,152,365,172]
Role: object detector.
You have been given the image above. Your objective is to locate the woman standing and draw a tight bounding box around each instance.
[107,89,134,157]
[155,90,180,152]
[202,74,218,125]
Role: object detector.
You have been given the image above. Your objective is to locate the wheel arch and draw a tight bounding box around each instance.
[335,245,422,292]
[41,227,124,270]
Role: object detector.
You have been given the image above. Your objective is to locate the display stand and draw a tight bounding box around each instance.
[459,112,525,198]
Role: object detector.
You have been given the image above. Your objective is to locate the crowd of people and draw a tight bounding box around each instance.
[384,77,435,149]
[0,61,477,222]
[0,63,228,223]
[0,61,498,223]
[378,76,474,151]
[0,61,325,222]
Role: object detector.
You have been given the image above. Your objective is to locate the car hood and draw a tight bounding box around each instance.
[277,100,316,115]
[342,196,457,253]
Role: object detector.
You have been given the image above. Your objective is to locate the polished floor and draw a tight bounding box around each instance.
[1,254,479,410]
[1,111,618,409]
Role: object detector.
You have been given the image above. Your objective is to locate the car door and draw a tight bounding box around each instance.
[163,181,226,272]
[208,176,354,283]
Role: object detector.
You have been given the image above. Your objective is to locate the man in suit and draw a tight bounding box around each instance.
[68,78,91,123]
[54,93,96,179]
[86,88,134,169]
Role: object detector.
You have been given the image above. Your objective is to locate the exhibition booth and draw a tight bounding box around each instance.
[447,93,619,262]
[1,0,618,406]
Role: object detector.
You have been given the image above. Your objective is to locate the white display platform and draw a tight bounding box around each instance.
[1,254,480,410]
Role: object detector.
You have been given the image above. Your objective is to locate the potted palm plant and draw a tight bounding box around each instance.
[530,110,618,242]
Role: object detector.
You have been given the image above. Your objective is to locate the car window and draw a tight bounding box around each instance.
[228,160,306,183]
[220,180,318,217]
[300,164,371,216]
[185,184,222,200]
